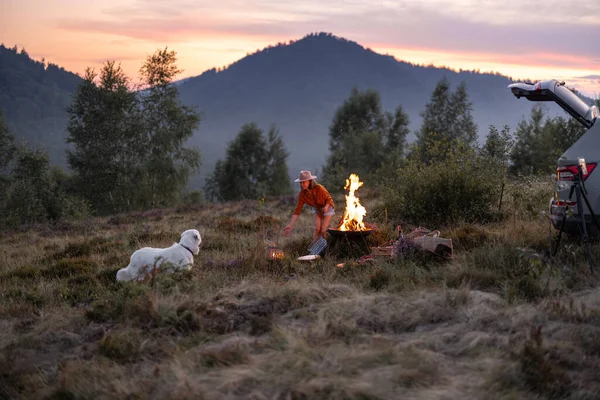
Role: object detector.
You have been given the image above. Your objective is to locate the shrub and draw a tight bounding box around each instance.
[462,244,548,301]
[0,180,47,227]
[445,224,489,251]
[86,284,150,323]
[43,258,97,278]
[379,139,505,226]
[98,329,144,363]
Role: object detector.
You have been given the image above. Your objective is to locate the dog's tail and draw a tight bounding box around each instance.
[116,268,132,281]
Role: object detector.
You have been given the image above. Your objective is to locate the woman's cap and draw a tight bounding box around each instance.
[295,170,317,182]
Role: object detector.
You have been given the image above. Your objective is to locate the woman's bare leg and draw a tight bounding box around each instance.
[314,214,322,241]
[320,214,333,238]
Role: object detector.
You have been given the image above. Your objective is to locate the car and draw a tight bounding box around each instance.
[508,79,600,236]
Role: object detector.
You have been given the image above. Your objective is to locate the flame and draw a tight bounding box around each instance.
[267,247,284,260]
[337,173,367,231]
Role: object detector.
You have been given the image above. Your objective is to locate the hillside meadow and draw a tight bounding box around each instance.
[1,181,600,400]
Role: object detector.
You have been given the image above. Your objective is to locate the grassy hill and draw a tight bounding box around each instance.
[1,181,599,399]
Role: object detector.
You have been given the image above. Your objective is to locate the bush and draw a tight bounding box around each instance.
[1,179,47,227]
[0,177,90,231]
[379,140,505,226]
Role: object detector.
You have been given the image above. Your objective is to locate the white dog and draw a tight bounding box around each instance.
[116,229,201,282]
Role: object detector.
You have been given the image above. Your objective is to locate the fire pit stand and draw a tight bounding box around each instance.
[327,228,372,258]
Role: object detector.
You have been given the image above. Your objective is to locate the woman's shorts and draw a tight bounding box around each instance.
[311,206,335,217]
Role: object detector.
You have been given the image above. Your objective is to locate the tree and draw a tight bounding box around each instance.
[137,47,202,208]
[0,110,16,194]
[66,62,142,214]
[510,105,586,175]
[1,144,88,227]
[205,123,291,201]
[383,105,411,167]
[66,48,201,215]
[481,125,513,165]
[265,125,292,196]
[480,125,513,211]
[323,87,409,187]
[0,110,15,168]
[416,77,477,163]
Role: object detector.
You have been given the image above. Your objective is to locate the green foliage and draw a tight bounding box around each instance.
[204,123,291,201]
[481,125,513,165]
[323,87,409,188]
[380,137,504,226]
[86,284,150,323]
[1,179,47,226]
[66,63,142,215]
[510,104,586,175]
[503,174,554,221]
[415,77,478,163]
[0,144,89,228]
[0,110,15,172]
[136,48,202,209]
[0,110,15,206]
[43,258,97,279]
[98,330,145,363]
[266,127,292,196]
[66,48,201,215]
[445,224,489,252]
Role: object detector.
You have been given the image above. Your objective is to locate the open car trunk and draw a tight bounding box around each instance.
[508,79,599,128]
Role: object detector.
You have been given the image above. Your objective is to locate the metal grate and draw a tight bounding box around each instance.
[308,237,327,255]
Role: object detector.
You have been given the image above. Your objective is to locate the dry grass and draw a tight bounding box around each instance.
[2,189,600,400]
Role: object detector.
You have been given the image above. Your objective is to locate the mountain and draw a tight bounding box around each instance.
[176,33,562,188]
[0,44,82,167]
[1,33,569,189]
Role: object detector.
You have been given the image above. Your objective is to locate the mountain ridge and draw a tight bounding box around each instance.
[1,33,568,189]
[175,33,552,187]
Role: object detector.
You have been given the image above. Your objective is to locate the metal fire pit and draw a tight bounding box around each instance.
[327,228,372,239]
[327,228,372,258]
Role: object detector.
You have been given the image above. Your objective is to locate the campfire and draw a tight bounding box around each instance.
[337,173,367,231]
[329,173,371,238]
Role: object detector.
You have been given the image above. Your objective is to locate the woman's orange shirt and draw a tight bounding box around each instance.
[293,184,335,215]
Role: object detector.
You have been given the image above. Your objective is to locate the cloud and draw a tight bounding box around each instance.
[50,0,599,96]
[55,0,598,63]
[323,6,598,62]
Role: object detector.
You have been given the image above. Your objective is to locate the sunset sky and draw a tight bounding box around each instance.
[2,0,599,97]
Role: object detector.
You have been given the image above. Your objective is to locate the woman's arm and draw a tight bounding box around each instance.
[283,214,299,236]
[284,194,304,235]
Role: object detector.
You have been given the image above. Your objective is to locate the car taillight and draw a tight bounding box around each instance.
[557,163,597,181]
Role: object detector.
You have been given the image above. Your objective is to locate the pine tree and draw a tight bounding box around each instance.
[416,77,477,163]
[510,104,586,175]
[481,125,513,164]
[266,125,292,196]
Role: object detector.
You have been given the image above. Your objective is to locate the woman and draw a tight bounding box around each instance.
[283,170,335,241]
